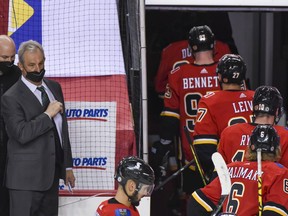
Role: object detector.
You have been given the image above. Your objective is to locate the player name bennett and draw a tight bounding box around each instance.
[232,100,253,113]
[182,76,219,89]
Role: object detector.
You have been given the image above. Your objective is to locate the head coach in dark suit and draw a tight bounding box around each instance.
[1,40,75,216]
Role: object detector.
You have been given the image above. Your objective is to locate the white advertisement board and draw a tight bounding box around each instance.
[60,101,117,191]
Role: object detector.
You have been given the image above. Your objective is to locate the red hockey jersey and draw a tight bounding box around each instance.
[193,90,254,171]
[193,90,255,146]
[218,123,288,168]
[155,40,231,96]
[161,63,221,161]
[96,198,140,216]
[191,161,288,215]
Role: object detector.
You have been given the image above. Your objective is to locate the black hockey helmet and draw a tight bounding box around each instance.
[188,25,215,53]
[216,54,246,84]
[253,86,284,123]
[115,156,155,187]
[249,125,280,154]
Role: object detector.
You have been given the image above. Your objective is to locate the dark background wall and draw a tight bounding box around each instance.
[145,10,288,135]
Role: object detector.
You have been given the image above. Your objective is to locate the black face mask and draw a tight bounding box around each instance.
[25,69,46,83]
[0,61,14,76]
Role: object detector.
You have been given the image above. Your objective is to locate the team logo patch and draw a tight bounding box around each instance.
[115,208,131,216]
[199,34,206,41]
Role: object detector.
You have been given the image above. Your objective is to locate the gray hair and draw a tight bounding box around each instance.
[18,40,45,64]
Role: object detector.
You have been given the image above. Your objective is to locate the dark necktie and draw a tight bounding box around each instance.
[37,86,63,164]
[37,86,50,110]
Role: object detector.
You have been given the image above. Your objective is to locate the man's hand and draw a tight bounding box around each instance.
[65,169,76,188]
[45,101,63,117]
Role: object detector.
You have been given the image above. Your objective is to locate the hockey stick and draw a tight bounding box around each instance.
[257,149,263,216]
[154,158,195,191]
[210,152,232,216]
[184,126,208,186]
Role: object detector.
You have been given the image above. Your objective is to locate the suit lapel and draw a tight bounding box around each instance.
[18,80,43,110]
[43,79,61,102]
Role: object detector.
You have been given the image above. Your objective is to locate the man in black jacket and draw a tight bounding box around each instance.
[1,39,75,216]
[0,35,21,216]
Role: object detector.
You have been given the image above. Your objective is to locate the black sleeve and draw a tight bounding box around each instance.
[159,113,179,141]
[187,197,211,216]
[187,190,216,216]
[193,135,218,174]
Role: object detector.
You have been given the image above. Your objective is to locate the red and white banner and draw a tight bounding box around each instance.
[54,76,136,194]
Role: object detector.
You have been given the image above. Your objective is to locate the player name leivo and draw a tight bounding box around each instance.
[232,100,253,113]
[182,76,219,89]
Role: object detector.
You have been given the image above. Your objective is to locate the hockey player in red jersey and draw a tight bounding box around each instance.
[154,36,231,98]
[151,25,221,194]
[218,86,288,167]
[96,156,155,216]
[193,54,254,177]
[187,125,288,216]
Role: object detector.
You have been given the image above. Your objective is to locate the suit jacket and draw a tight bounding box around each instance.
[1,78,73,191]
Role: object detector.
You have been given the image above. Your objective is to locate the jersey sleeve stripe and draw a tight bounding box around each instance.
[264,204,288,215]
[172,60,190,69]
[160,110,180,119]
[193,138,218,146]
[192,191,214,212]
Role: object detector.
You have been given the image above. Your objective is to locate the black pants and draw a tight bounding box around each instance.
[0,185,9,216]
[0,150,9,216]
[9,166,60,216]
